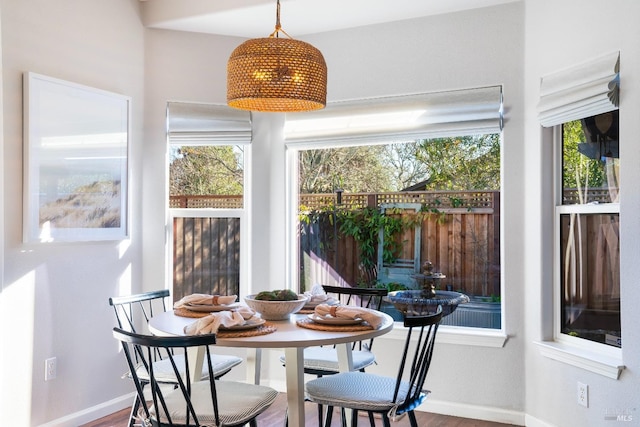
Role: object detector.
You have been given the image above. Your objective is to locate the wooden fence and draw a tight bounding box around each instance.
[172,217,240,302]
[299,191,500,297]
[170,190,500,300]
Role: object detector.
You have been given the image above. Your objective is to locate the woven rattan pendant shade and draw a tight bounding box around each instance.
[227,1,327,112]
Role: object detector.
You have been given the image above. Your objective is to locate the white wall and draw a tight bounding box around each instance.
[8,1,639,426]
[0,1,145,425]
[523,1,640,426]
[143,3,527,423]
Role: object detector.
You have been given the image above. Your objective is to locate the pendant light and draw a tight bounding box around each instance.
[227,0,327,112]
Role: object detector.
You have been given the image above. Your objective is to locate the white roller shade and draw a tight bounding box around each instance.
[538,51,619,127]
[284,86,503,147]
[167,102,252,145]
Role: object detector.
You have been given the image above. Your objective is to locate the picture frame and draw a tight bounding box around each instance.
[23,72,131,242]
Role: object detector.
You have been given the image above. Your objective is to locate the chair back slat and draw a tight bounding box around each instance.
[392,308,443,411]
[109,290,172,363]
[113,327,220,427]
[109,289,170,334]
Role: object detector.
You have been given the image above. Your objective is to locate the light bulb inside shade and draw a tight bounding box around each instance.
[252,70,269,81]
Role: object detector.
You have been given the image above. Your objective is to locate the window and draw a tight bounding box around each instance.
[167,103,251,302]
[537,51,624,378]
[556,111,620,348]
[285,86,503,329]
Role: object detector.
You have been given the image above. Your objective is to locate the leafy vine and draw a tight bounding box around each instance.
[299,201,453,277]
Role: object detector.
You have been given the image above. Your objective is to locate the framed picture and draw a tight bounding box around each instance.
[23,72,131,242]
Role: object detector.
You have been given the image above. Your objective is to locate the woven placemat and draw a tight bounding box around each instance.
[296,317,373,332]
[217,323,277,338]
[174,307,212,318]
[174,310,278,338]
[297,308,315,314]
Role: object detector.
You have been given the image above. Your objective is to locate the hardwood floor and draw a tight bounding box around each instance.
[80,393,516,427]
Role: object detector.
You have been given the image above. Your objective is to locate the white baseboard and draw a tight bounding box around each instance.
[524,413,557,427]
[38,393,133,427]
[417,398,526,426]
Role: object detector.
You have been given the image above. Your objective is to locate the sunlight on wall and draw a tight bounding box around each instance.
[118,244,133,310]
[117,239,131,261]
[301,251,348,291]
[116,241,133,352]
[0,271,36,426]
[38,221,54,242]
[118,263,132,299]
[118,239,132,296]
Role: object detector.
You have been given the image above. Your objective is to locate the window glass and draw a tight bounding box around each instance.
[559,213,620,346]
[558,111,620,348]
[562,111,619,205]
[296,135,501,329]
[168,144,245,301]
[169,145,244,208]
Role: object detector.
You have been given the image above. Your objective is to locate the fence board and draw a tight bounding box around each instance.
[184,218,194,294]
[194,218,203,292]
[173,218,184,289]
[451,214,463,291]
[202,219,211,293]
[173,217,240,302]
[467,214,479,294]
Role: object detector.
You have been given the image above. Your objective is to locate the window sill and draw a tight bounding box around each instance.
[535,341,625,379]
[385,322,508,348]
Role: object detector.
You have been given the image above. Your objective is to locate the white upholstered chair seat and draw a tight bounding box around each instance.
[279,346,376,373]
[134,352,242,383]
[305,371,422,412]
[150,380,278,426]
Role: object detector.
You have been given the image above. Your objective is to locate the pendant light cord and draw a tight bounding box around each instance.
[270,0,292,39]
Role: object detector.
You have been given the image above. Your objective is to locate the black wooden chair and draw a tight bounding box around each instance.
[305,307,444,427]
[109,290,243,427]
[113,328,278,427]
[280,285,388,425]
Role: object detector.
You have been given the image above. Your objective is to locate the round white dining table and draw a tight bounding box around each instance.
[149,310,394,427]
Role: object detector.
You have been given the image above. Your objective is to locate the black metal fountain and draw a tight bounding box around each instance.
[384,261,469,317]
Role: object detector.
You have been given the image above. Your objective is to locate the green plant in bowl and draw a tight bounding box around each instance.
[245,291,308,320]
[254,289,299,301]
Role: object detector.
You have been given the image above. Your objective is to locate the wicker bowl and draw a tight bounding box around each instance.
[244,294,309,320]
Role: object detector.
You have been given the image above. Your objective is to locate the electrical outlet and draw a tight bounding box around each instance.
[45,357,57,381]
[577,382,588,407]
